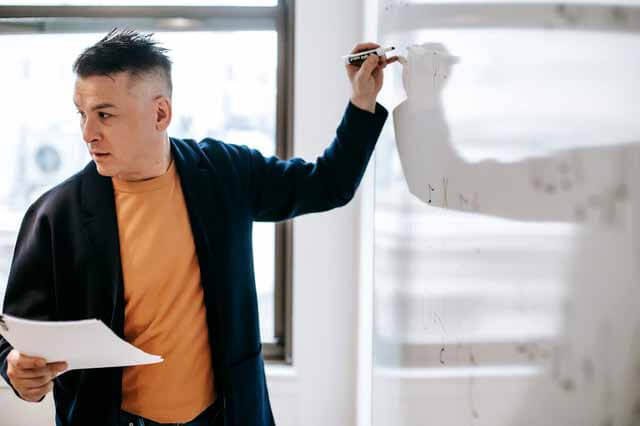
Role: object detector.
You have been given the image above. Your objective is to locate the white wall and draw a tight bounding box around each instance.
[268,0,366,425]
[0,1,368,425]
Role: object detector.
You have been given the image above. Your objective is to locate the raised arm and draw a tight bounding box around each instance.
[249,42,399,222]
[250,102,388,222]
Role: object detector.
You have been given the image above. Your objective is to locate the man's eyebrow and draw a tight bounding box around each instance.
[91,103,117,111]
[73,102,117,111]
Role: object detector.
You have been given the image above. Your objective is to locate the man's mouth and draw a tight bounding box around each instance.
[91,152,111,160]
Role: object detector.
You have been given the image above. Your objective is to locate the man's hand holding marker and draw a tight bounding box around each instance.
[345,43,399,113]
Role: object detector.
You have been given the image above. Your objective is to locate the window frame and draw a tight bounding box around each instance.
[0,0,295,364]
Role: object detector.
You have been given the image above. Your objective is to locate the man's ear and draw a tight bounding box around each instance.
[154,95,172,132]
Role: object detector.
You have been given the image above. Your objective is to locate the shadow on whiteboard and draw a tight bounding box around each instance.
[394,42,634,226]
[392,42,640,425]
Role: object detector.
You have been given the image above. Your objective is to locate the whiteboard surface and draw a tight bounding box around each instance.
[373,2,640,425]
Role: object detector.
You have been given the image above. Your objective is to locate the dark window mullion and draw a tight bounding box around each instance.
[272,0,293,364]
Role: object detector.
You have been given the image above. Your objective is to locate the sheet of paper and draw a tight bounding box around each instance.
[0,314,163,374]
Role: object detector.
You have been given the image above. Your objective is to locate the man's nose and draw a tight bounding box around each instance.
[81,116,101,144]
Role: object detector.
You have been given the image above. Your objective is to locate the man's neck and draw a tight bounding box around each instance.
[114,136,172,182]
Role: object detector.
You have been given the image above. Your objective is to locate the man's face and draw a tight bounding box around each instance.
[73,71,167,178]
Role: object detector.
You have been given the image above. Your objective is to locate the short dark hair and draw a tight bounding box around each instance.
[73,28,172,95]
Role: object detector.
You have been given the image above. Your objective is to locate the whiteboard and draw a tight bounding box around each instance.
[372,2,640,425]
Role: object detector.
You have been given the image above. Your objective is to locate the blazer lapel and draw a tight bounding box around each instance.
[171,137,230,273]
[79,162,125,337]
[171,138,229,367]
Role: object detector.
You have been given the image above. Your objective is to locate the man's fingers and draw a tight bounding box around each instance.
[47,361,68,373]
[9,357,67,379]
[378,55,399,69]
[15,357,46,370]
[21,382,52,400]
[17,375,52,390]
[358,54,379,77]
[345,63,360,74]
[372,66,381,80]
[9,366,51,379]
[350,42,380,55]
[10,352,46,370]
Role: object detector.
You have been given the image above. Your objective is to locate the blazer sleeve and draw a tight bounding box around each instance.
[0,203,55,401]
[249,101,388,222]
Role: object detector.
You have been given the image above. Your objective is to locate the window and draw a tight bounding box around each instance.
[0,1,293,363]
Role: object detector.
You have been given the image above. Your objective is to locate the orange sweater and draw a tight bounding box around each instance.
[112,159,216,423]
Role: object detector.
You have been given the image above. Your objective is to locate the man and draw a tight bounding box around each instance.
[0,29,396,426]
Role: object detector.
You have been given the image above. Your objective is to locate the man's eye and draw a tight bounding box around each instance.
[98,112,111,119]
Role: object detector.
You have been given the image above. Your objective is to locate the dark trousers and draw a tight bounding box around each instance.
[118,397,224,426]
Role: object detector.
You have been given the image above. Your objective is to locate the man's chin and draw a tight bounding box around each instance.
[94,164,115,177]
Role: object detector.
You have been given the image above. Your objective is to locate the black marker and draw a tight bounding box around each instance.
[343,46,395,66]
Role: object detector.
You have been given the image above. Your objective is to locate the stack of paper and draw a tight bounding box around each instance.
[0,314,163,374]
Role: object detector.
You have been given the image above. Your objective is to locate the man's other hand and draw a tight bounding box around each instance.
[6,349,67,402]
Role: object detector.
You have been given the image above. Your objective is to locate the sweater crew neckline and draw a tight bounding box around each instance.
[112,159,176,193]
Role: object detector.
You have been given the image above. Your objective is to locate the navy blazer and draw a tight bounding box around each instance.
[0,102,387,426]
